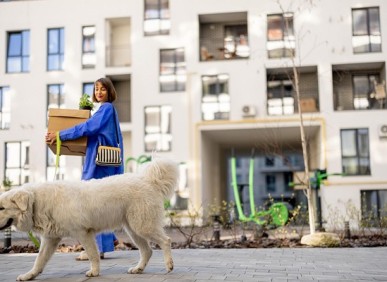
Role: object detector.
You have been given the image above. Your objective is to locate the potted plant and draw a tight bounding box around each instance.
[79,93,94,110]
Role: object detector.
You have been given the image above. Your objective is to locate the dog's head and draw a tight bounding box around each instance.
[0,188,34,232]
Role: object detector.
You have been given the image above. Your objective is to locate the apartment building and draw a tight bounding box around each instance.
[0,0,386,228]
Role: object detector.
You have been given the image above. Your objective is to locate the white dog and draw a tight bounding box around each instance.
[0,158,179,281]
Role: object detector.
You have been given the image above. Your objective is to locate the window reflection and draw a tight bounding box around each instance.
[7,30,30,73]
[352,7,381,53]
[144,105,172,151]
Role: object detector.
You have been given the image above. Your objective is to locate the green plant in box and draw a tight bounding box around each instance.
[79,93,94,110]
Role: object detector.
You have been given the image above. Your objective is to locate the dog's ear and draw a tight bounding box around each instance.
[10,190,31,212]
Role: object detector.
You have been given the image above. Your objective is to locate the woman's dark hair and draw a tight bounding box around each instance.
[92,77,117,103]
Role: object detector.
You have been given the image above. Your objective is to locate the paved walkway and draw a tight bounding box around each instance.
[1,247,387,281]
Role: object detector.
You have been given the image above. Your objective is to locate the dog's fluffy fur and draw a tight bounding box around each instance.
[0,158,179,281]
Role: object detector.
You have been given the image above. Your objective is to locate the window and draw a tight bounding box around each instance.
[47,84,64,125]
[82,26,96,68]
[361,190,387,226]
[201,74,230,120]
[144,0,170,36]
[341,128,370,175]
[223,25,249,59]
[144,105,172,152]
[266,174,276,193]
[168,162,189,210]
[47,84,65,109]
[353,74,381,110]
[83,82,94,96]
[47,28,64,71]
[0,87,11,129]
[352,7,381,54]
[7,30,30,73]
[47,147,65,181]
[159,48,186,92]
[267,79,294,115]
[265,157,275,167]
[5,141,30,186]
[267,13,295,58]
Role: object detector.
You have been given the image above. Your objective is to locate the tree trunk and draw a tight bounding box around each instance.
[292,66,316,235]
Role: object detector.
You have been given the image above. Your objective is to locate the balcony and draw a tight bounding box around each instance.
[199,12,249,62]
[105,17,131,67]
[266,66,319,115]
[333,62,386,111]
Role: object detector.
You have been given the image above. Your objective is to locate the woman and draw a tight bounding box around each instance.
[46,77,124,259]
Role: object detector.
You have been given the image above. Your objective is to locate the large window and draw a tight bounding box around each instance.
[168,162,189,210]
[352,7,381,54]
[47,84,65,109]
[341,128,370,175]
[144,0,170,36]
[267,13,295,58]
[159,48,186,92]
[47,84,65,126]
[47,28,64,71]
[83,82,94,96]
[7,30,30,73]
[47,147,65,181]
[82,26,96,69]
[361,190,387,226]
[144,105,172,152]
[266,174,276,193]
[5,141,30,186]
[201,74,230,120]
[0,86,11,129]
[353,74,382,110]
[267,79,294,115]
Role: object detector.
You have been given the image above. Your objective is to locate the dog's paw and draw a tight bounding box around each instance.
[128,267,144,274]
[16,272,37,281]
[85,269,99,277]
[166,258,174,273]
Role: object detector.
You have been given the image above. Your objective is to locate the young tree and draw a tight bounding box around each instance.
[274,0,321,235]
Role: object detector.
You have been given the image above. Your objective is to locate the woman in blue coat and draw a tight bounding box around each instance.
[46,77,124,259]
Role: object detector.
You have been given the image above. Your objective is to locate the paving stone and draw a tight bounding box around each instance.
[0,248,386,281]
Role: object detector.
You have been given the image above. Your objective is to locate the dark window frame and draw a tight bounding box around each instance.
[159,48,186,92]
[352,7,381,54]
[201,74,230,121]
[47,27,64,71]
[144,0,170,36]
[267,13,295,59]
[361,189,387,226]
[82,26,96,69]
[352,74,380,110]
[144,105,172,152]
[4,141,30,186]
[340,128,371,176]
[6,30,30,73]
[0,86,10,130]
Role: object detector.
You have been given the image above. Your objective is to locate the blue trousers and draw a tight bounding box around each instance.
[95,232,117,253]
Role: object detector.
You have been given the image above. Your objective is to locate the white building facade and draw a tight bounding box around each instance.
[0,0,386,229]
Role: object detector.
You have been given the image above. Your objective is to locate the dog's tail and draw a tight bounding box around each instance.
[142,158,179,199]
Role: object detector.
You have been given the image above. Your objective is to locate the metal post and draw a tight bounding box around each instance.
[212,214,221,241]
[4,227,11,248]
[344,221,351,239]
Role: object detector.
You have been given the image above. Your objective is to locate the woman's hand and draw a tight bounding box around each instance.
[45,132,57,145]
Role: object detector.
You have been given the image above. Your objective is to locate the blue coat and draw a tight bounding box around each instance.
[59,103,124,180]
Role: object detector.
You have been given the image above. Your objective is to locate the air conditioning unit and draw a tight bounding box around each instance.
[379,124,387,137]
[242,105,256,118]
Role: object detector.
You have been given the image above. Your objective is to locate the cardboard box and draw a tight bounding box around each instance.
[300,98,317,113]
[47,109,90,156]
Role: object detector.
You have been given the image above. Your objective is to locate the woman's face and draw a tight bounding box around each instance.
[94,82,109,103]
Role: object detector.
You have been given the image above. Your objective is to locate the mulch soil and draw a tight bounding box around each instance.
[1,233,386,254]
